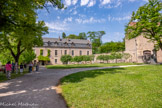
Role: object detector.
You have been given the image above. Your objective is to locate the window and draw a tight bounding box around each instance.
[55,59,57,64]
[55,50,57,56]
[72,50,74,56]
[64,50,67,55]
[87,51,89,55]
[80,50,82,56]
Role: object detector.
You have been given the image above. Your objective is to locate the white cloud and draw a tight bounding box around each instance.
[81,0,89,6]
[75,17,106,24]
[63,17,73,23]
[65,0,71,6]
[108,15,131,22]
[57,16,60,19]
[88,0,96,7]
[100,0,111,5]
[72,0,78,5]
[73,10,77,15]
[128,0,136,2]
[45,22,68,31]
[129,0,148,2]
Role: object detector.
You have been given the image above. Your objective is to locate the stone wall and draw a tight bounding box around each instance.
[125,35,162,63]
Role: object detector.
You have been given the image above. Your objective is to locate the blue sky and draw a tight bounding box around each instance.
[37,0,148,43]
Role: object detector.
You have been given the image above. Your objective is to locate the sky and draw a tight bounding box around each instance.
[37,0,148,43]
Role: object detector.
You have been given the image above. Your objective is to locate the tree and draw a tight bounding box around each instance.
[125,0,162,50]
[0,0,64,33]
[19,50,36,64]
[78,32,87,40]
[60,55,72,64]
[62,32,66,38]
[73,56,83,64]
[97,55,105,63]
[87,31,106,54]
[66,34,78,39]
[0,21,48,63]
[0,0,64,63]
[123,53,131,61]
[111,52,123,63]
[0,50,14,65]
[99,41,125,53]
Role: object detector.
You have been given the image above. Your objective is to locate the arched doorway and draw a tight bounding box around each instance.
[142,50,151,63]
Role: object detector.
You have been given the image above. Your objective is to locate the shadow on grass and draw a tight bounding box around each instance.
[61,68,125,84]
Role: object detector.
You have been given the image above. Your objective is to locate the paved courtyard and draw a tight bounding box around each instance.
[0,65,143,108]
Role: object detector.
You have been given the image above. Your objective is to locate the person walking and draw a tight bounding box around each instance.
[20,63,24,74]
[5,61,12,80]
[36,62,40,71]
[29,62,33,73]
[15,62,18,74]
[12,62,15,73]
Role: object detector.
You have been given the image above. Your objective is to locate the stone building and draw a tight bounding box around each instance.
[33,38,92,65]
[125,22,162,63]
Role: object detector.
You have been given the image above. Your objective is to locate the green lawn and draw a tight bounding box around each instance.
[47,63,142,69]
[60,65,162,108]
[0,70,28,82]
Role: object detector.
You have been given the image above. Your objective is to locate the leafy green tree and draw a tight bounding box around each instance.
[60,55,72,64]
[87,31,106,54]
[78,32,87,40]
[0,0,64,63]
[97,55,105,63]
[0,21,48,63]
[104,55,110,63]
[73,56,83,64]
[0,50,14,65]
[19,50,36,64]
[99,41,125,53]
[125,0,162,50]
[123,53,131,61]
[62,32,66,38]
[0,0,64,33]
[111,52,123,63]
[66,34,78,39]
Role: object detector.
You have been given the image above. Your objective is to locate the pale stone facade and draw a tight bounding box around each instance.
[33,38,92,65]
[125,35,162,63]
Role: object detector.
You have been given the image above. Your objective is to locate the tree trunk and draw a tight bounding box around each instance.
[14,54,20,63]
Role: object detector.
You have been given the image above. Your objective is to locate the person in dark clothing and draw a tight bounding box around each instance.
[20,63,24,74]
[12,62,15,73]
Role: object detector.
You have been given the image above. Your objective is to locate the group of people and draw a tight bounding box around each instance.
[5,61,40,80]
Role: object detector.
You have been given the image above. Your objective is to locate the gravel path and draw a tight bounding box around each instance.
[0,65,143,108]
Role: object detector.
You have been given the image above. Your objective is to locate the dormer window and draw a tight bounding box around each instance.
[71,42,75,46]
[48,41,51,46]
[54,41,58,45]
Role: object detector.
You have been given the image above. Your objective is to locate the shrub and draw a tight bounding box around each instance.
[73,56,83,63]
[61,55,72,64]
[38,55,50,61]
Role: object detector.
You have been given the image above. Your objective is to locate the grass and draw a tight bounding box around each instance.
[60,65,162,108]
[47,63,142,69]
[0,70,28,82]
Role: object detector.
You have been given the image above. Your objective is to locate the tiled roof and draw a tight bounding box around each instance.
[42,38,92,49]
[43,38,91,44]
